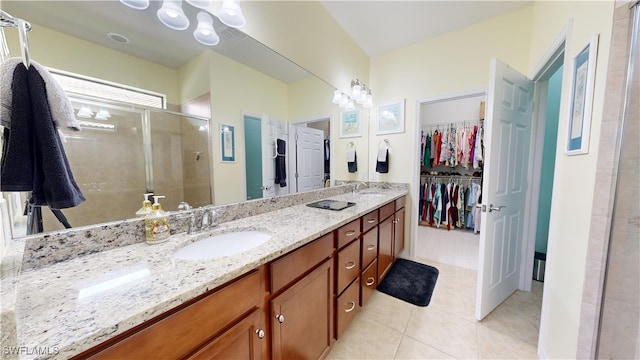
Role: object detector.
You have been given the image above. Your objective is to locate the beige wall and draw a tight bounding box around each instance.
[527,1,614,358]
[6,24,181,105]
[368,6,534,256]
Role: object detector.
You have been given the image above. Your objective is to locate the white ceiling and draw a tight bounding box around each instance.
[321,0,533,56]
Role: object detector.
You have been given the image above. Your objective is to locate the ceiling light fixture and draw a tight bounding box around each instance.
[185,0,213,10]
[193,11,219,46]
[219,0,246,28]
[157,0,190,31]
[119,0,150,10]
[77,105,94,119]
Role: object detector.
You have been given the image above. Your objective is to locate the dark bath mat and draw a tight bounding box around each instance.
[377,258,439,307]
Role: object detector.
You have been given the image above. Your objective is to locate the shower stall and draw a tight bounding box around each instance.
[35,96,213,234]
[596,2,640,358]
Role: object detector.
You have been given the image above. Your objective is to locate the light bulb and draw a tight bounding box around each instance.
[157,0,190,30]
[219,0,246,28]
[193,11,220,46]
[332,90,342,104]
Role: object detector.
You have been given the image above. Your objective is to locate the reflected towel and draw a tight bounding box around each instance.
[1,65,85,209]
[275,139,287,187]
[1,58,80,131]
[347,151,357,173]
[376,148,389,173]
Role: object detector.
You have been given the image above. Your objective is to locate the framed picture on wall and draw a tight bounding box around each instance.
[220,124,235,162]
[339,109,362,138]
[376,100,405,135]
[566,34,599,155]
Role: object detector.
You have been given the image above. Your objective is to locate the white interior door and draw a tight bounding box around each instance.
[295,126,325,192]
[476,59,534,320]
[260,115,289,199]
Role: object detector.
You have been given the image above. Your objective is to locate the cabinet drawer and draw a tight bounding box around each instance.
[336,218,361,250]
[336,239,361,295]
[362,209,379,233]
[87,269,263,359]
[379,202,395,221]
[361,259,378,306]
[361,229,377,269]
[395,196,406,210]
[271,233,333,293]
[335,277,360,339]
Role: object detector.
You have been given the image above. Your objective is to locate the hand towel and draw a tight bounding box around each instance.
[347,150,357,173]
[274,139,287,187]
[376,148,389,173]
[1,58,80,131]
[1,64,85,209]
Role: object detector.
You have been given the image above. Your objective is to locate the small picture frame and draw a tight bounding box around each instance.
[376,100,405,135]
[220,124,235,162]
[339,109,362,138]
[566,34,599,155]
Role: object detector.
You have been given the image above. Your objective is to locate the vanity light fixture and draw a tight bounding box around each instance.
[218,0,246,28]
[332,79,373,109]
[94,109,112,121]
[193,11,219,46]
[185,0,213,10]
[119,0,150,10]
[76,105,94,119]
[157,0,190,31]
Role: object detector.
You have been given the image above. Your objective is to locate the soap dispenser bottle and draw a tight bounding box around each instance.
[136,193,154,218]
[145,195,170,244]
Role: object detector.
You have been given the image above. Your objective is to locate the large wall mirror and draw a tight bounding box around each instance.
[1,1,355,239]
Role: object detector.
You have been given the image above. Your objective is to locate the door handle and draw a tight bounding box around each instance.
[489,204,506,212]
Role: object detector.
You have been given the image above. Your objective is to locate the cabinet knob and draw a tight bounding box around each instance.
[345,230,356,237]
[275,314,285,323]
[345,261,356,270]
[366,244,376,251]
[365,277,376,286]
[256,329,265,339]
[345,301,356,313]
[393,219,399,224]
[367,219,376,224]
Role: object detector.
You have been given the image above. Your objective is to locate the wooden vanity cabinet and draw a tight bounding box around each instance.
[78,268,266,360]
[269,233,334,360]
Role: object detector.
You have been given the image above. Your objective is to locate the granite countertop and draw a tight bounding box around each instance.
[3,188,407,359]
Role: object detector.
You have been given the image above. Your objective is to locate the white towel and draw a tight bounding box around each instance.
[377,147,388,161]
[1,58,80,131]
[346,148,356,162]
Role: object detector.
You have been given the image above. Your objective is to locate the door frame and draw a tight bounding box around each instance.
[288,114,332,193]
[524,20,572,358]
[411,87,487,261]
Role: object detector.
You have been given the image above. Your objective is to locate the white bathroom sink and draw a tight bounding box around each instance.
[173,231,271,261]
[356,190,386,197]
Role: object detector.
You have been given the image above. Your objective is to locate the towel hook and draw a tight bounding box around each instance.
[378,139,389,148]
[17,19,30,68]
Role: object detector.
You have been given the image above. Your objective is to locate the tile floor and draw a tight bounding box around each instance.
[327,227,543,359]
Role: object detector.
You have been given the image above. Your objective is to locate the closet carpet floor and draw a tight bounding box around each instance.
[326,258,543,359]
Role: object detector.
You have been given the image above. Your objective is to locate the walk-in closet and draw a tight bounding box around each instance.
[416,92,486,270]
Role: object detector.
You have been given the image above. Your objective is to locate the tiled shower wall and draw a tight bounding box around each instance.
[578,2,640,358]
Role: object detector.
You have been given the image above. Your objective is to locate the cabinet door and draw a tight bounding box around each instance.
[271,259,333,360]
[378,217,393,283]
[393,208,405,259]
[186,309,265,360]
[361,259,378,306]
[335,276,360,338]
[361,228,377,269]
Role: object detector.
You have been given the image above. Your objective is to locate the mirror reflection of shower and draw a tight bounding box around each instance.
[10,96,212,235]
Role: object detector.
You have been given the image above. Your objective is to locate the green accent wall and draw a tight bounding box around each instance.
[244,116,263,200]
[536,65,563,254]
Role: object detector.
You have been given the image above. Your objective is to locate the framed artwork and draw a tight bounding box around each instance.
[567,34,599,155]
[339,110,362,138]
[376,100,405,135]
[220,124,235,162]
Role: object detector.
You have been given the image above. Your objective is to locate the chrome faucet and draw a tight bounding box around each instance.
[176,208,218,235]
[353,182,368,194]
